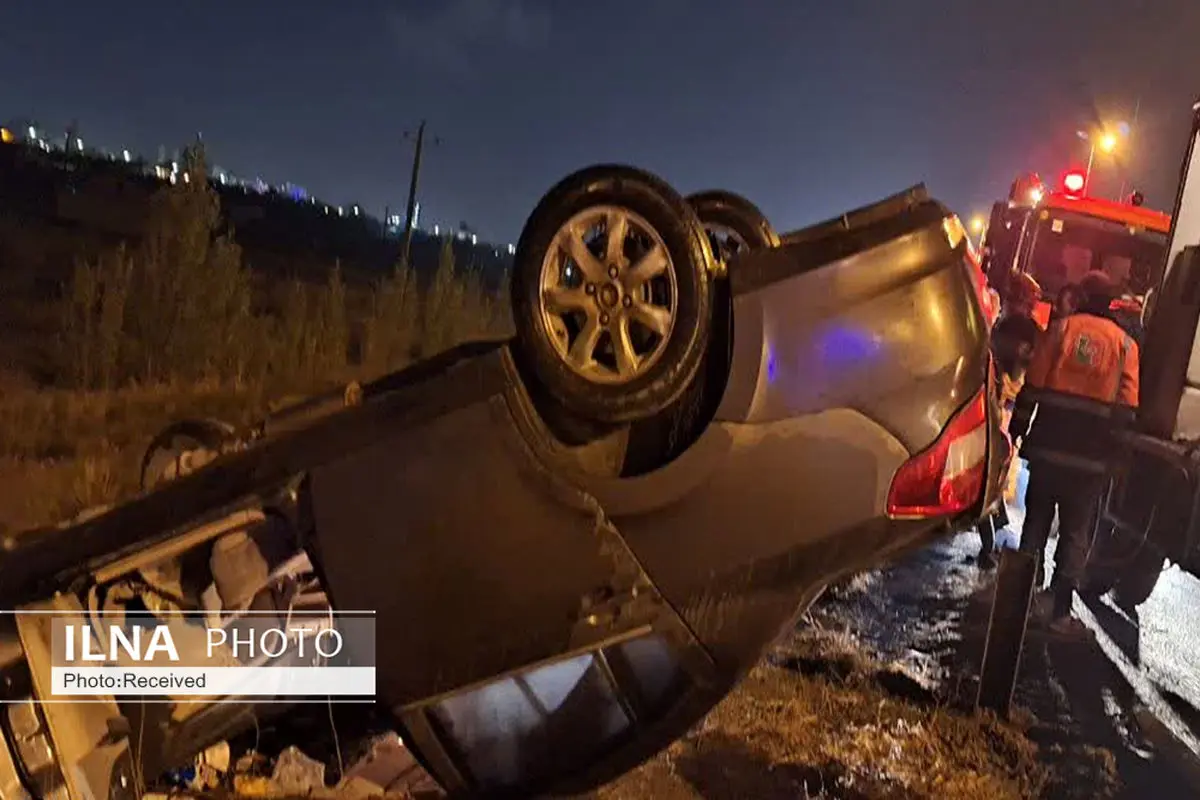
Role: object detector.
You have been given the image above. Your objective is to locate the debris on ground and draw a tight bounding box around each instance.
[272,746,328,795]
[156,733,445,799]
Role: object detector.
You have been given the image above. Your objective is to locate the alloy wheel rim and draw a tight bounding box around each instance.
[538,206,679,384]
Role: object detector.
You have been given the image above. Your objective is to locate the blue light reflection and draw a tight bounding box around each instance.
[763,323,883,388]
[816,324,883,368]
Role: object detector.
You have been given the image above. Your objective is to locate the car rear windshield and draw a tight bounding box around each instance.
[1024,209,1167,297]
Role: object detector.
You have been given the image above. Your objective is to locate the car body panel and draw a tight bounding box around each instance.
[302,191,998,795]
[719,209,990,454]
[11,596,135,800]
[0,185,1002,798]
[0,341,510,607]
[0,622,33,800]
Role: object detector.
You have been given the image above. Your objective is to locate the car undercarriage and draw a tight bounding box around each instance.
[0,163,1005,799]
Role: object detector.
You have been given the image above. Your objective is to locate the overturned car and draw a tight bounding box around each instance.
[0,164,1006,798]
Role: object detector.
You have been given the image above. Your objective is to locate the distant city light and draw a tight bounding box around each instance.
[7,130,508,254]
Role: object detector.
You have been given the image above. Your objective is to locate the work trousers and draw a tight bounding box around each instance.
[1018,461,1106,602]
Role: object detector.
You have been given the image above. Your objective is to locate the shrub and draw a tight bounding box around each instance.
[55,142,512,394]
[361,259,422,373]
[56,143,256,388]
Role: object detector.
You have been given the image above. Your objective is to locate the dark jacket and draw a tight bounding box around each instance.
[991,311,1042,378]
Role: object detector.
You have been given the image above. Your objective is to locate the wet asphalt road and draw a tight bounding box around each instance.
[1006,460,1200,737]
[1137,564,1200,724]
[809,458,1200,796]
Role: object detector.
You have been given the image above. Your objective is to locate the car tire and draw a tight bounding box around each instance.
[511,164,714,426]
[140,418,237,490]
[620,192,773,472]
[686,190,780,267]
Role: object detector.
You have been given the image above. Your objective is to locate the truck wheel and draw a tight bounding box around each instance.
[686,190,780,270]
[512,164,714,425]
[1112,547,1166,612]
[140,418,237,490]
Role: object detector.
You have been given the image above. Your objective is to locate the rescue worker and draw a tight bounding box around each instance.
[1054,283,1082,321]
[975,272,1044,568]
[1009,271,1140,635]
[1109,294,1146,349]
[992,272,1044,380]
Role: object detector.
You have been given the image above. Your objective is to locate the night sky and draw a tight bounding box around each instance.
[2,1,1198,243]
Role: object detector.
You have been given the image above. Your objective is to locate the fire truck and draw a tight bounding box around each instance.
[982,167,1172,331]
[984,100,1200,613]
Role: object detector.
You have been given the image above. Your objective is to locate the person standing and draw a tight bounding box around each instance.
[975,273,1044,568]
[1009,271,1140,635]
[1053,283,1082,321]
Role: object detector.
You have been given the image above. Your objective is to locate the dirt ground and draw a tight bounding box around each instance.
[586,626,1047,800]
[587,536,1200,800]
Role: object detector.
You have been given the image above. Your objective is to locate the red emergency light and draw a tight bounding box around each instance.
[1062,170,1086,196]
[1009,172,1045,205]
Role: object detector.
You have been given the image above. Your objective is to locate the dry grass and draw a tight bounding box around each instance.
[0,143,509,533]
[591,630,1048,800]
[0,379,270,531]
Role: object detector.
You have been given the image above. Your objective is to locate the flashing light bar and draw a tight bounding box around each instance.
[1062,170,1086,195]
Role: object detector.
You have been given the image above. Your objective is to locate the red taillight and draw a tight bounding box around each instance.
[886,387,989,518]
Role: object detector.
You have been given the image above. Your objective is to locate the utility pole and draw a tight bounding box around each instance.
[399,120,441,268]
[1118,97,1141,202]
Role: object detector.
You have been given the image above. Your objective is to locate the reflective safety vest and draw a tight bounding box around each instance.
[1012,312,1139,472]
[1025,313,1138,408]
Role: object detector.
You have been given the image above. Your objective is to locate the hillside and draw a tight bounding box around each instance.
[0,139,512,384]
